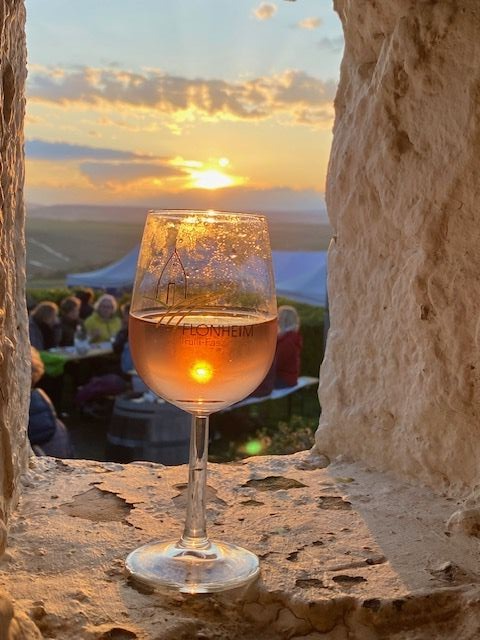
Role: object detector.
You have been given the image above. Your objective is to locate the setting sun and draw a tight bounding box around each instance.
[190,169,235,190]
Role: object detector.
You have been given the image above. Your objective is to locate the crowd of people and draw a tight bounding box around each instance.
[27,289,131,457]
[27,290,304,459]
[28,290,123,352]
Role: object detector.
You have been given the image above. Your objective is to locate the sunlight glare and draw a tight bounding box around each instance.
[191,169,234,190]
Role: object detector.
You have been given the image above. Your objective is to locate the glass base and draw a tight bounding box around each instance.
[125,539,260,594]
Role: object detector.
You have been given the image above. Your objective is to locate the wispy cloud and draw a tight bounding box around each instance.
[297,17,322,30]
[25,139,155,162]
[25,139,187,189]
[27,66,336,128]
[79,162,185,185]
[252,2,277,20]
[317,36,344,53]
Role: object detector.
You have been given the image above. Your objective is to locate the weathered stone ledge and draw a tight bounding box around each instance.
[0,451,479,639]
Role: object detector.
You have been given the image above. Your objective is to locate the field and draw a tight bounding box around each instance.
[26,219,142,285]
[26,216,333,288]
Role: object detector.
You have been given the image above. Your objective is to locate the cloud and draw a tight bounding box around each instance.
[25,139,187,189]
[297,17,322,30]
[252,2,277,20]
[27,66,337,128]
[79,161,185,184]
[317,35,344,53]
[25,139,155,162]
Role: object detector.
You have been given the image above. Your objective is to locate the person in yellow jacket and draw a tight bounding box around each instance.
[84,294,122,343]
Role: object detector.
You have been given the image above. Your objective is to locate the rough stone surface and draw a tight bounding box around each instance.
[0,0,29,553]
[0,588,42,639]
[1,452,480,639]
[317,0,480,494]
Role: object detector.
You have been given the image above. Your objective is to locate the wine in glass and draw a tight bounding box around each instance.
[126,209,277,593]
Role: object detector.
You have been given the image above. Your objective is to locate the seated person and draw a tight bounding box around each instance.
[112,302,130,358]
[84,294,122,343]
[59,295,82,346]
[29,301,61,351]
[75,287,95,320]
[250,305,302,397]
[250,353,276,398]
[120,341,134,376]
[29,347,74,458]
[274,305,303,389]
[113,302,135,375]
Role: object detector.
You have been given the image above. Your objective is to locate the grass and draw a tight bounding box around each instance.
[26,218,143,285]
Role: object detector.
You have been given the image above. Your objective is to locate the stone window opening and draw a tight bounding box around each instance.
[1,2,480,638]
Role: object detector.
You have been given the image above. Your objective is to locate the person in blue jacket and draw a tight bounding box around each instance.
[29,347,74,458]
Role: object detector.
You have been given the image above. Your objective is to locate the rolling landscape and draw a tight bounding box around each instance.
[26,205,332,288]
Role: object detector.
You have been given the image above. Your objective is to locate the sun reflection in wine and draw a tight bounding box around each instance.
[189,360,214,384]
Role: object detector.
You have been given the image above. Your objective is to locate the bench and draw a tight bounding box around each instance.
[222,375,319,413]
[129,373,319,416]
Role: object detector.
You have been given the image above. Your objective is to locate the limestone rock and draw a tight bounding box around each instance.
[0,589,41,639]
[0,0,29,551]
[446,508,480,538]
[317,0,480,494]
[1,454,479,639]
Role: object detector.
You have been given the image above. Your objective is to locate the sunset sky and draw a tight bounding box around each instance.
[25,0,343,213]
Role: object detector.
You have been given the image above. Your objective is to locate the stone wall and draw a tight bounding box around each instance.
[317,0,480,494]
[0,0,29,554]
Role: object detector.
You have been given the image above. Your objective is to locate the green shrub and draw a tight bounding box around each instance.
[27,287,73,306]
[262,415,316,454]
[236,415,317,459]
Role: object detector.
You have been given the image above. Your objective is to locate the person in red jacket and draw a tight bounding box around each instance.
[274,305,303,389]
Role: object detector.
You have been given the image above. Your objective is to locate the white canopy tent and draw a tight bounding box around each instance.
[66,248,327,307]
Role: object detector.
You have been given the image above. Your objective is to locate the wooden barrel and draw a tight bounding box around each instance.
[106,393,191,465]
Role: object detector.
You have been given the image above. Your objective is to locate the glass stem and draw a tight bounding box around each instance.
[180,414,210,549]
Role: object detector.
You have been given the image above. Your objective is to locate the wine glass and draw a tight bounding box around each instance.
[126,209,277,593]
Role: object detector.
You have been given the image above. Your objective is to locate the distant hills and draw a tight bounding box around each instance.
[25,204,332,287]
[26,203,329,226]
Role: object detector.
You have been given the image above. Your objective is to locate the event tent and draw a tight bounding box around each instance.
[66,248,327,307]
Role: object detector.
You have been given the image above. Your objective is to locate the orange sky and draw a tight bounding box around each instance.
[25,1,343,212]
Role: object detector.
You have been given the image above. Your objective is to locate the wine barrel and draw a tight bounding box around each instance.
[106,393,191,465]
